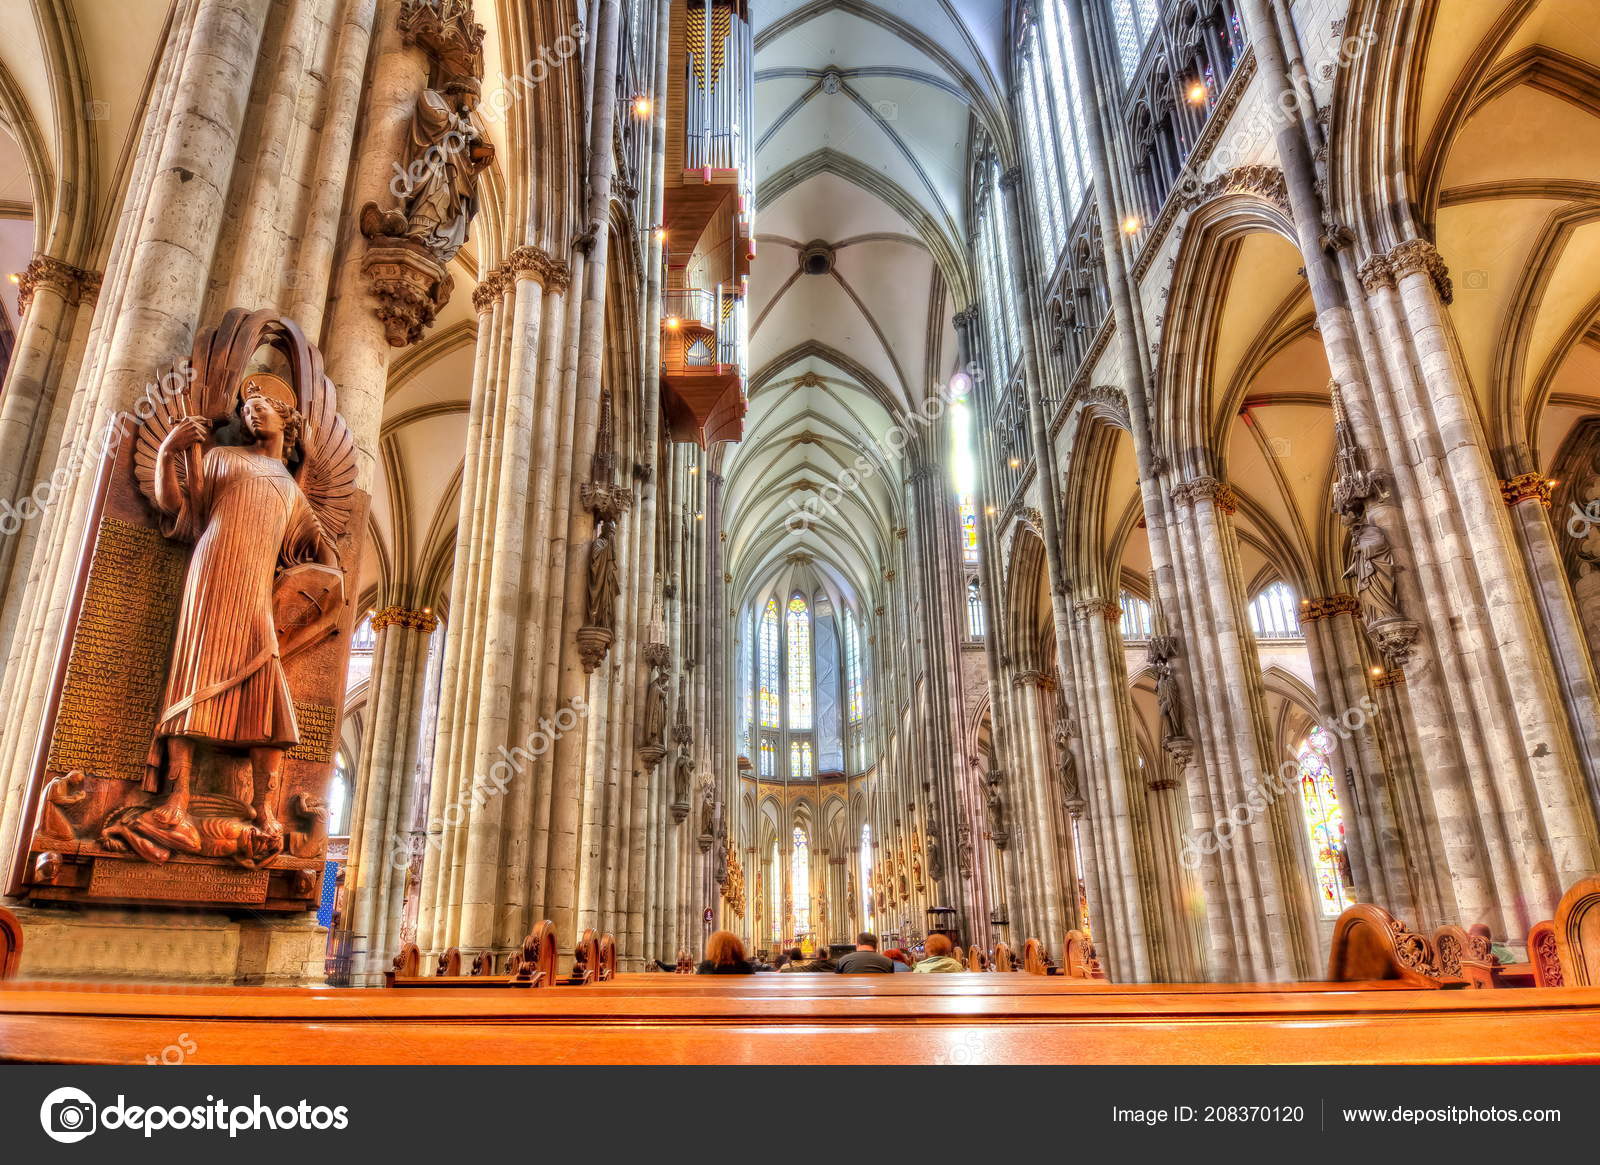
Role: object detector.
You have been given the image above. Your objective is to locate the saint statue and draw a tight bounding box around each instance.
[389,79,494,263]
[587,518,621,630]
[1343,520,1403,622]
[643,667,670,746]
[1155,660,1183,741]
[672,747,693,805]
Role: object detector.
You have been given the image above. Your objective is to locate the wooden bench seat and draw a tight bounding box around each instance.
[2,977,1598,1065]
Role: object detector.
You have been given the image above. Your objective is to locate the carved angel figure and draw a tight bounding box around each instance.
[114,312,356,866]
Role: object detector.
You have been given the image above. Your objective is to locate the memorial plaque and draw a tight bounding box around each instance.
[89,858,270,905]
[47,519,187,782]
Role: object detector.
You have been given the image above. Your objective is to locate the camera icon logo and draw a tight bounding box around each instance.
[40,1086,97,1143]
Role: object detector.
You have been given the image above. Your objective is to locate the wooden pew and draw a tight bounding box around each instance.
[1528,919,1562,987]
[992,942,1016,971]
[675,948,694,974]
[7,975,1600,1065]
[560,928,617,984]
[0,907,20,980]
[1328,904,1456,987]
[1430,924,1497,988]
[385,921,559,988]
[1021,938,1049,975]
[1063,930,1106,980]
[1555,874,1600,986]
[965,944,989,972]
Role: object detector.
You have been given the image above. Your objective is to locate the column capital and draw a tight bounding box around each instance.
[371,605,440,634]
[998,165,1024,192]
[507,244,571,292]
[952,304,980,333]
[1170,475,1238,515]
[1011,669,1055,690]
[1500,472,1553,508]
[1356,254,1394,294]
[1071,598,1118,623]
[1300,593,1361,622]
[1386,238,1453,304]
[16,253,101,313]
[470,268,508,313]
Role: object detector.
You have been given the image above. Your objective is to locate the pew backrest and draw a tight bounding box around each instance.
[1528,919,1562,987]
[993,943,1015,972]
[598,933,618,981]
[517,921,558,987]
[1022,938,1048,975]
[965,945,989,972]
[1063,930,1106,980]
[570,927,600,984]
[471,950,497,976]
[1555,876,1600,986]
[0,907,21,980]
[1328,904,1445,987]
[438,947,462,977]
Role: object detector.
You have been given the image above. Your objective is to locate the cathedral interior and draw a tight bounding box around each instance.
[1,0,1600,1078]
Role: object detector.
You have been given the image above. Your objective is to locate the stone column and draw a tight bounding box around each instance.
[345,604,438,983]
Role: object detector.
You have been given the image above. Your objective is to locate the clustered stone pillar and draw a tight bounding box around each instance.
[345,605,439,984]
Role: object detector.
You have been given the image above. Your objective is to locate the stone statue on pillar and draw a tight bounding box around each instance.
[359,0,492,346]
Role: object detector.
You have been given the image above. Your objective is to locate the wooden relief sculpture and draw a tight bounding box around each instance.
[9,310,365,912]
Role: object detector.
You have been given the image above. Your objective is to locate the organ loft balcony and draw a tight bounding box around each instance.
[660,0,753,445]
[661,286,746,446]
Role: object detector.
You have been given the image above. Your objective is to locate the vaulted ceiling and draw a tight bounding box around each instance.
[724,0,1007,613]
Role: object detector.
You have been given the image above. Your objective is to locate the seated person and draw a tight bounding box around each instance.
[777,946,806,972]
[913,933,965,973]
[835,931,895,973]
[884,948,914,971]
[697,930,755,974]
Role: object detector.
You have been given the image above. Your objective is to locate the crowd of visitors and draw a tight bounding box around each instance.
[695,931,967,974]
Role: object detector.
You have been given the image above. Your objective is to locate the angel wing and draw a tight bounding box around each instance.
[294,371,357,548]
[132,358,203,515]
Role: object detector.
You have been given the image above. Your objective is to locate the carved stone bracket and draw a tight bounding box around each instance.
[1162,734,1195,768]
[360,240,453,348]
[398,0,485,79]
[1183,163,1291,219]
[574,625,613,674]
[642,642,671,669]
[580,481,633,520]
[1367,616,1420,671]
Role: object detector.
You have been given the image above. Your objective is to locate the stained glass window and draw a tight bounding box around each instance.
[789,739,813,779]
[1297,727,1352,917]
[1248,581,1302,639]
[786,594,812,729]
[1071,815,1091,940]
[759,598,780,727]
[1110,0,1163,83]
[759,738,775,777]
[328,753,351,837]
[959,498,979,563]
[845,611,863,725]
[792,826,811,937]
[740,613,753,755]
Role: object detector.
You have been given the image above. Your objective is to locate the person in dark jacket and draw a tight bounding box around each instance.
[835,931,895,973]
[697,930,756,974]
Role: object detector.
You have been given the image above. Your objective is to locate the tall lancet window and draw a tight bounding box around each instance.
[786,594,812,729]
[967,578,985,639]
[759,738,775,777]
[791,826,811,937]
[844,611,863,726]
[1297,727,1352,917]
[1110,0,1162,82]
[759,598,780,728]
[790,740,813,779]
